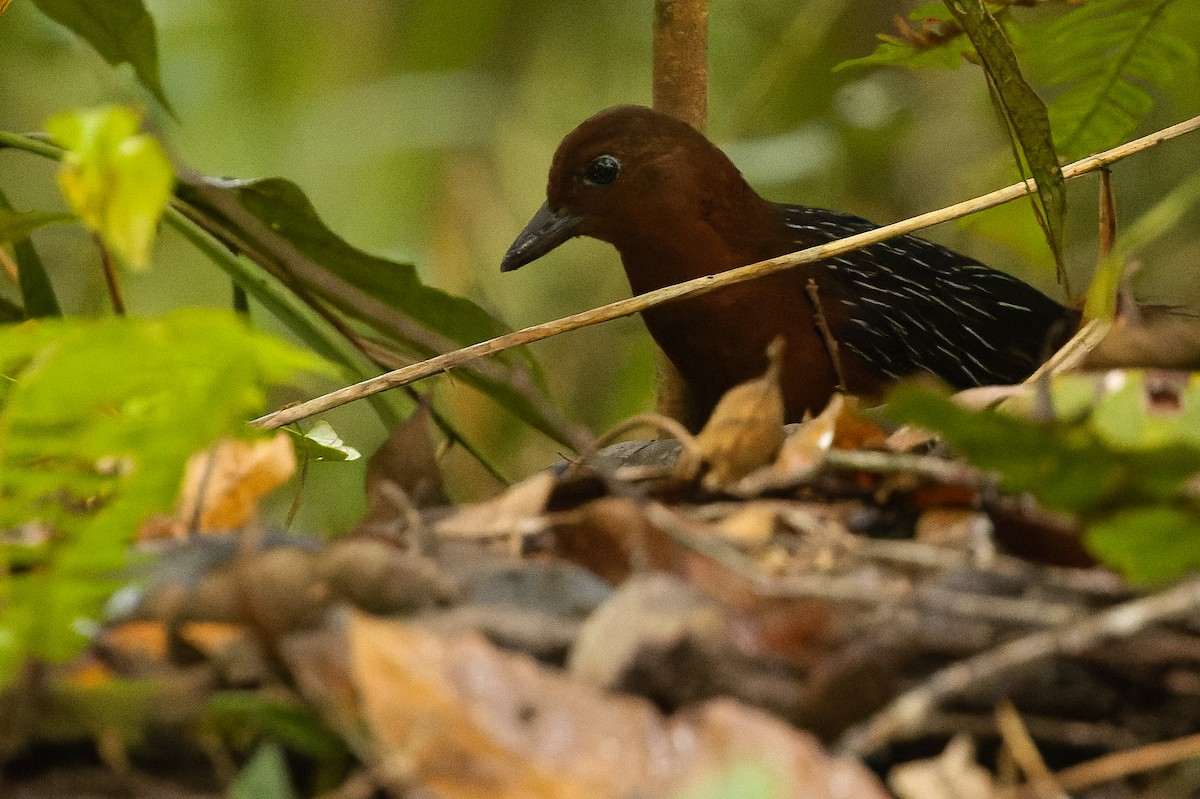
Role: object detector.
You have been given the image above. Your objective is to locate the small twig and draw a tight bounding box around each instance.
[644,500,914,603]
[1098,169,1116,262]
[95,235,126,315]
[252,113,1200,430]
[1025,317,1111,382]
[185,440,223,537]
[999,732,1200,799]
[284,445,310,531]
[909,710,1138,752]
[995,700,1069,799]
[805,278,847,391]
[823,447,981,483]
[839,573,1200,756]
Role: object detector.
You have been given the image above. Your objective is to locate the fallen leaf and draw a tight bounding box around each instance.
[178,621,248,658]
[774,395,842,476]
[366,402,448,511]
[549,497,683,584]
[348,612,889,799]
[437,472,555,542]
[101,620,170,663]
[888,735,996,799]
[322,538,459,613]
[714,504,780,548]
[914,508,991,552]
[175,434,296,534]
[688,337,787,488]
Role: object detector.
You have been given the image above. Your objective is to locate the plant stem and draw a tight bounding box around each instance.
[95,235,126,315]
[652,0,710,425]
[652,0,709,131]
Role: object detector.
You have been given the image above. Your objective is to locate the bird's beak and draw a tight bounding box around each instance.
[500,202,584,272]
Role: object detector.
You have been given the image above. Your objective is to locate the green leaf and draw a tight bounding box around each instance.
[177,175,585,451]
[946,0,1067,287]
[206,691,348,766]
[200,177,509,349]
[886,383,1200,515]
[1086,506,1200,583]
[30,0,173,113]
[0,310,328,686]
[163,208,407,431]
[229,741,297,799]
[287,420,362,462]
[0,209,73,244]
[837,4,969,71]
[0,187,62,318]
[1089,373,1200,451]
[46,106,175,270]
[0,297,24,323]
[1026,0,1198,161]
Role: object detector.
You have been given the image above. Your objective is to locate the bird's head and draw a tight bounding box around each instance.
[501,105,755,272]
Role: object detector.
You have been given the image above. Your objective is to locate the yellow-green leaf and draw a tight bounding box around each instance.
[46,106,174,270]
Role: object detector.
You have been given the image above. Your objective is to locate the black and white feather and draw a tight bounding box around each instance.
[779,205,1074,388]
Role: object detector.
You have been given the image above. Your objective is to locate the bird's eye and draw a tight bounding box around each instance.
[584,154,621,186]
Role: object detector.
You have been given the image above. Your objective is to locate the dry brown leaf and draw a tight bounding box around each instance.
[914,508,992,552]
[436,472,555,542]
[689,337,787,487]
[831,395,889,449]
[66,657,118,689]
[365,401,448,512]
[174,433,296,534]
[348,612,889,799]
[775,393,843,475]
[178,621,249,658]
[729,395,887,495]
[549,496,682,585]
[714,504,780,547]
[101,620,171,662]
[885,424,937,453]
[889,735,996,799]
[567,573,728,693]
[176,547,330,634]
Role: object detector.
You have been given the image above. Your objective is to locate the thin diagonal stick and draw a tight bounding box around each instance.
[253,114,1200,430]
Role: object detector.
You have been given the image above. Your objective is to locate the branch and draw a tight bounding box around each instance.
[838,573,1200,756]
[252,113,1200,430]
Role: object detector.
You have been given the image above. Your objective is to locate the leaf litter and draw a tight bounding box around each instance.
[10,357,1200,799]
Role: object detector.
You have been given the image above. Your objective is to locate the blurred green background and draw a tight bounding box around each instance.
[2,0,1198,531]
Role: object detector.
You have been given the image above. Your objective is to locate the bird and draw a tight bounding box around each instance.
[501,105,1079,430]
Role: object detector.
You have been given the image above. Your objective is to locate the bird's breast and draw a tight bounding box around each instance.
[637,270,877,424]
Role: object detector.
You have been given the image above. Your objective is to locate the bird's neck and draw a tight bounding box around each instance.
[612,185,788,295]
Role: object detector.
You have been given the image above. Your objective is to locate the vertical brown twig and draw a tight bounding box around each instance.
[652,0,710,426]
[652,0,710,131]
[1097,169,1138,322]
[1097,169,1116,263]
[805,278,848,391]
[95,235,126,315]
